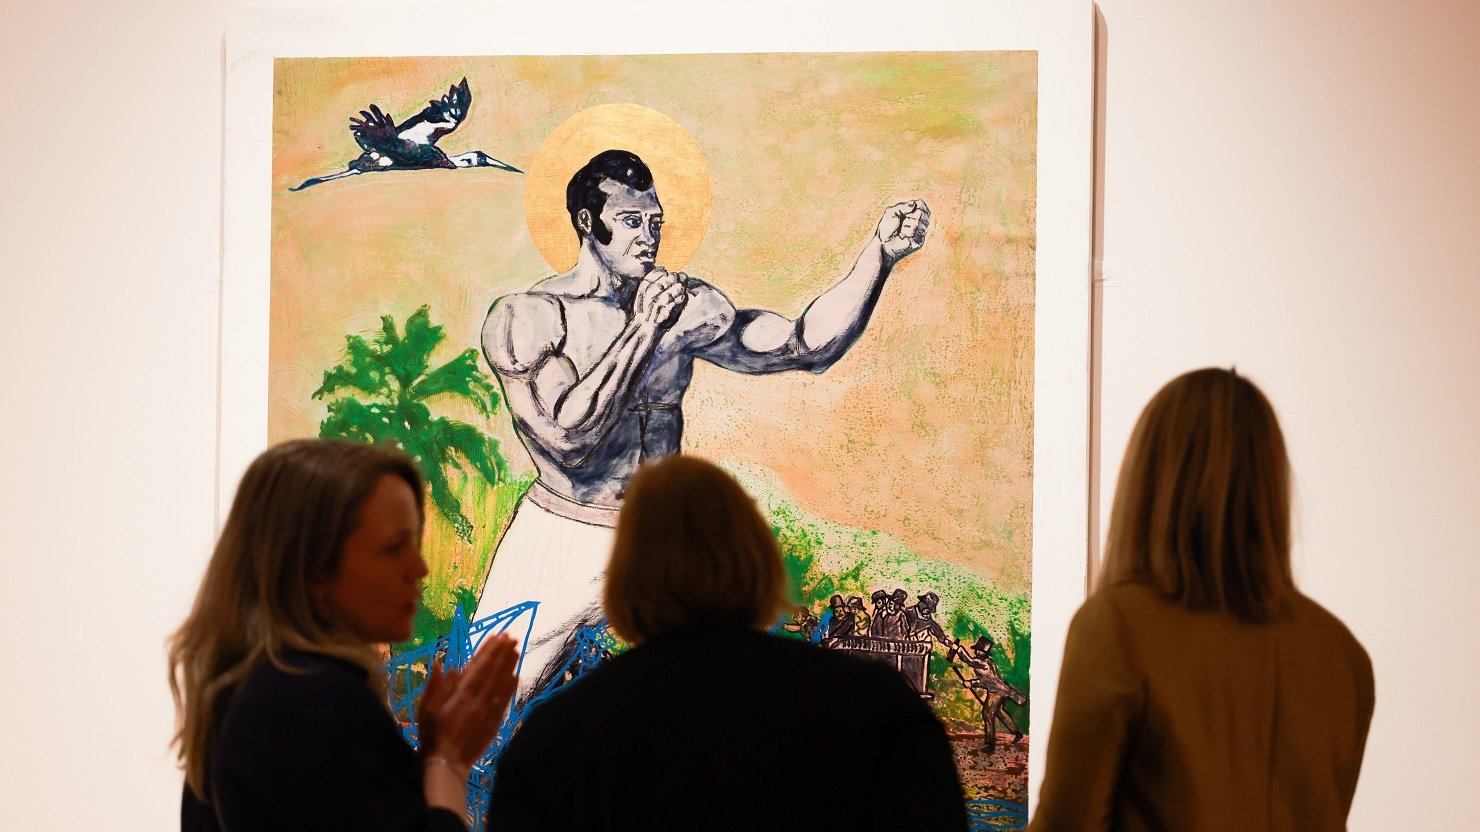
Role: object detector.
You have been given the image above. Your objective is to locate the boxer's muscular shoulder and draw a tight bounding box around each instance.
[675,278,737,348]
[483,291,566,376]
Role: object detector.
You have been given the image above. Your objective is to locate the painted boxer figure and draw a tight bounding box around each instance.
[474,149,931,702]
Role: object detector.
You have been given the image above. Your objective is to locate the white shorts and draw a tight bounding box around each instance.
[471,483,616,705]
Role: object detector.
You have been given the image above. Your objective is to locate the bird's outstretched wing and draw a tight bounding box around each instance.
[399,77,472,145]
[349,104,405,154]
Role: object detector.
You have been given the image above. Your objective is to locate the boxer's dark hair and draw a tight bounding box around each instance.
[566,149,655,245]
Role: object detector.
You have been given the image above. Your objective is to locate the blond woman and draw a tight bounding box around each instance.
[1031,369,1374,831]
[170,439,520,831]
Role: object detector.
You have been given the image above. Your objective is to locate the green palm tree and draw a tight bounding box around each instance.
[313,305,507,542]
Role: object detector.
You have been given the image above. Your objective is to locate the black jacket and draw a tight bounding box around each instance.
[181,650,465,832]
[488,628,967,832]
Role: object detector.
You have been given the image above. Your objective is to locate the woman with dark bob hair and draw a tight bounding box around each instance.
[171,439,520,831]
[487,454,969,831]
[1030,369,1374,831]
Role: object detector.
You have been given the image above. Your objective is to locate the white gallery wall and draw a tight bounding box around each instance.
[1092,1,1480,826]
[1,0,1474,829]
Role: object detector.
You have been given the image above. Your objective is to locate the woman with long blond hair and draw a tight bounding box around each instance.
[171,439,520,831]
[485,454,968,831]
[1030,368,1374,831]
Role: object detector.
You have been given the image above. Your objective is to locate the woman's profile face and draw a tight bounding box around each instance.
[318,474,427,644]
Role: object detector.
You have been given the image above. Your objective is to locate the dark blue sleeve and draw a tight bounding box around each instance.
[210,661,468,832]
[864,667,970,832]
[484,706,561,832]
[485,738,544,831]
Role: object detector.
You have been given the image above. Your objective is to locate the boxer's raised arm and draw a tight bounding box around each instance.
[698,200,930,374]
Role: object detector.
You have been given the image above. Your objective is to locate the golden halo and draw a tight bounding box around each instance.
[524,103,711,272]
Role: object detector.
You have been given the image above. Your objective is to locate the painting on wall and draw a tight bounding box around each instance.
[223,4,1092,829]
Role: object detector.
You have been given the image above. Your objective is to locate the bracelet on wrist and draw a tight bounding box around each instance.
[425,754,471,782]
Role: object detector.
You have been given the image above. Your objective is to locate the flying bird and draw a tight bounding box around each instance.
[290,77,521,191]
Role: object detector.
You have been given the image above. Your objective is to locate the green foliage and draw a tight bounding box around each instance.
[392,595,455,657]
[314,306,508,542]
[391,585,484,658]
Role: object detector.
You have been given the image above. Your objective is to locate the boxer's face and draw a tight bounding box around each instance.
[590,179,664,280]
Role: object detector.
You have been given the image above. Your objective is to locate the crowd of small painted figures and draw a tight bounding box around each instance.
[783,590,1026,752]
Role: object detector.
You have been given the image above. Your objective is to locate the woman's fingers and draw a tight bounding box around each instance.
[425,662,469,727]
[465,634,519,703]
[468,642,519,739]
[476,639,519,711]
[424,633,523,764]
[426,658,445,691]
[491,671,519,714]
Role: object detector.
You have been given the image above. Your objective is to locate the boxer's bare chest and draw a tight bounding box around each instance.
[555,295,692,390]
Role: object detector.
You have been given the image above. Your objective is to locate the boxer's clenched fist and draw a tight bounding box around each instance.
[876,199,932,263]
[633,266,689,330]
